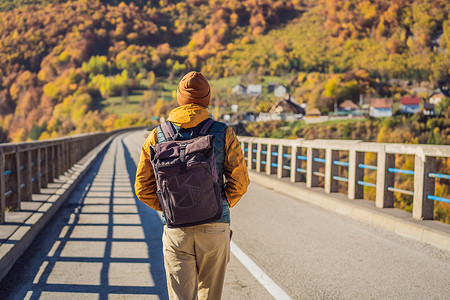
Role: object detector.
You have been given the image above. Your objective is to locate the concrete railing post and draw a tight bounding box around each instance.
[413,155,436,220]
[325,149,339,193]
[40,145,48,188]
[348,150,365,199]
[256,143,262,173]
[290,145,299,183]
[31,146,41,194]
[277,144,283,178]
[376,150,395,208]
[307,147,319,188]
[278,145,290,179]
[13,146,21,210]
[266,144,273,175]
[48,144,56,183]
[0,148,5,223]
[22,146,33,201]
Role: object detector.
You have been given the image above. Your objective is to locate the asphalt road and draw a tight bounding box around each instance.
[1,130,449,300]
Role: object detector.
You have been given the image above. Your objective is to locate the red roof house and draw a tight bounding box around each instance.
[400,96,420,114]
[401,96,420,105]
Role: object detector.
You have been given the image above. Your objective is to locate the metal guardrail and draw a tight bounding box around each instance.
[0,127,145,224]
[239,137,450,221]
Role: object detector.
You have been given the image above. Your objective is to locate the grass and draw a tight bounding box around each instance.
[103,90,144,116]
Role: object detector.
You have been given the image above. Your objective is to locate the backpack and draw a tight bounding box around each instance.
[149,119,223,228]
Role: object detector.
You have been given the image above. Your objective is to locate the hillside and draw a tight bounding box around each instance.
[0,0,449,142]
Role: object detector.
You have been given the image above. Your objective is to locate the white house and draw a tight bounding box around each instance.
[232,84,246,95]
[369,98,393,117]
[429,93,445,105]
[247,84,262,96]
[274,85,288,98]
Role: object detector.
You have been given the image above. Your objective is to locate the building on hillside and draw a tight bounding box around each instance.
[423,102,435,116]
[339,100,359,111]
[267,82,277,93]
[269,97,305,116]
[232,84,246,95]
[429,93,445,105]
[400,96,420,114]
[274,85,288,98]
[306,108,321,117]
[247,84,262,96]
[369,98,393,117]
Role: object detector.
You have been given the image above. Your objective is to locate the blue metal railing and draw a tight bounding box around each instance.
[427,195,450,204]
[333,176,349,182]
[359,164,377,170]
[358,180,376,187]
[388,168,415,175]
[243,140,450,218]
[388,186,414,196]
[427,172,450,203]
[333,161,349,167]
[297,168,307,173]
[429,173,450,180]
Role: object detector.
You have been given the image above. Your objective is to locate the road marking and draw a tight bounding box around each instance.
[231,241,292,300]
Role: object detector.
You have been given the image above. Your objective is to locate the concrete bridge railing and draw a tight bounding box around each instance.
[238,137,450,221]
[0,127,145,224]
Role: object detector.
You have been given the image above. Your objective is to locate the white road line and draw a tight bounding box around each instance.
[231,241,292,300]
[125,131,291,299]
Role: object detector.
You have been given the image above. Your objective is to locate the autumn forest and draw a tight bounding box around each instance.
[0,0,449,143]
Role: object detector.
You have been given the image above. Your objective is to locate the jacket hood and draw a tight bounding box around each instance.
[167,103,211,128]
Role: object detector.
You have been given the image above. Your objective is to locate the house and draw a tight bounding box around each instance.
[429,93,445,105]
[247,84,262,96]
[339,100,359,111]
[423,102,435,116]
[306,108,321,117]
[232,84,246,95]
[269,97,305,116]
[400,96,420,114]
[369,98,393,117]
[274,85,288,98]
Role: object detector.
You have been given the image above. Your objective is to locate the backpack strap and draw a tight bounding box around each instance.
[160,121,176,141]
[198,118,215,136]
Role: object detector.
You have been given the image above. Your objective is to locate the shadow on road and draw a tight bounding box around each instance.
[0,137,168,299]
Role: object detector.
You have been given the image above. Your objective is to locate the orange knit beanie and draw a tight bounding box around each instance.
[177,71,211,108]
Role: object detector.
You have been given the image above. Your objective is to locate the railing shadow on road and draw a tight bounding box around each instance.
[121,137,168,299]
[0,138,168,300]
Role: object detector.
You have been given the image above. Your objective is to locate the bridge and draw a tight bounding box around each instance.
[0,129,449,299]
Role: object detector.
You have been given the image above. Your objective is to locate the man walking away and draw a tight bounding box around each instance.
[135,71,250,300]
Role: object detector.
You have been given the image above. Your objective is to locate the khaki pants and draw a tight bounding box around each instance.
[162,223,231,300]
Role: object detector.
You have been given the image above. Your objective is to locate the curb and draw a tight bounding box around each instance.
[249,171,450,252]
[0,134,119,282]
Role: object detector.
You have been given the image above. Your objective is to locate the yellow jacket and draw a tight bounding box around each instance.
[135,104,250,211]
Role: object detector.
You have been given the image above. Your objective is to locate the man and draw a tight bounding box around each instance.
[135,71,250,300]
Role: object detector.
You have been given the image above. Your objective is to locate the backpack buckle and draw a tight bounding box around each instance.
[179,143,187,173]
